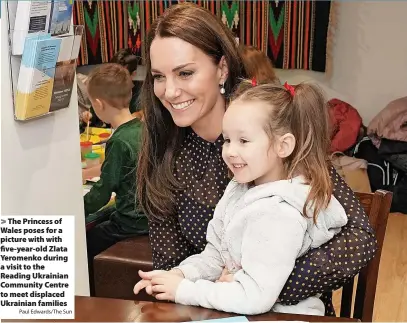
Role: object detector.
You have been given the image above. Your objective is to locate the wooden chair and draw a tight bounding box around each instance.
[339,190,392,322]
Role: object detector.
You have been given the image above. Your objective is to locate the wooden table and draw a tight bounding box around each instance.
[5,296,359,322]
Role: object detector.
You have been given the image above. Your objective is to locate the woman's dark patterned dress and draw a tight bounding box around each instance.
[149,129,377,315]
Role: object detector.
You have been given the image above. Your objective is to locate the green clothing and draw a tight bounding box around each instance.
[84,118,147,233]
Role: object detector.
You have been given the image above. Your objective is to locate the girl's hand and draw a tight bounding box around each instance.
[151,274,184,302]
[133,269,184,295]
[133,278,154,295]
[216,267,234,283]
[134,270,167,295]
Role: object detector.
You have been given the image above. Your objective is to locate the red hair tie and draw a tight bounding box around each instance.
[251,77,257,86]
[284,82,295,96]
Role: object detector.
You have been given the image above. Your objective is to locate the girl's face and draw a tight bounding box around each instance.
[150,36,228,135]
[222,99,291,186]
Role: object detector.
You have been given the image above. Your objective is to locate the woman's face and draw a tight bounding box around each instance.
[150,36,228,129]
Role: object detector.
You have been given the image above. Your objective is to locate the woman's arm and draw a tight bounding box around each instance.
[278,166,377,305]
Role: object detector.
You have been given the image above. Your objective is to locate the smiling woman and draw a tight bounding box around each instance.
[137,3,245,222]
[135,2,377,317]
[150,36,228,131]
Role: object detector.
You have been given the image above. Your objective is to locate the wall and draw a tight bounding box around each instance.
[1,2,89,296]
[277,1,407,125]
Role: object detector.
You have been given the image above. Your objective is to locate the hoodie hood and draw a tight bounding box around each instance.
[243,176,348,248]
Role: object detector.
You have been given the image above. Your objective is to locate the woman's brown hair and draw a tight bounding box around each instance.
[232,81,333,222]
[136,3,246,221]
[240,45,279,83]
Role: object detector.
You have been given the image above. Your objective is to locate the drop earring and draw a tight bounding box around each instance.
[220,82,225,94]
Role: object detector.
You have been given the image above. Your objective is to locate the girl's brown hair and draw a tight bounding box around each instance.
[240,46,279,84]
[232,81,333,222]
[136,3,246,221]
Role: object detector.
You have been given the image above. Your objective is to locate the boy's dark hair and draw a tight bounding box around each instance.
[87,63,134,109]
[110,48,140,75]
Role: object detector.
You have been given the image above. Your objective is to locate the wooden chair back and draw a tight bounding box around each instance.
[340,190,392,321]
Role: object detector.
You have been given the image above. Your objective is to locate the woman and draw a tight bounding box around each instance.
[136,3,376,315]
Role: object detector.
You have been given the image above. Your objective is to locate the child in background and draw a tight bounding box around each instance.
[134,81,348,316]
[84,63,148,295]
[110,48,143,115]
[109,48,140,78]
[241,45,280,84]
[78,48,142,130]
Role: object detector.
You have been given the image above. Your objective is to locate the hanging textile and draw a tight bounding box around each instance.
[73,0,336,73]
[73,0,143,66]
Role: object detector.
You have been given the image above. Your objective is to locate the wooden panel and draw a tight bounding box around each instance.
[334,213,407,321]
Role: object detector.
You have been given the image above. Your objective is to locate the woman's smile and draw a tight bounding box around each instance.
[170,99,195,110]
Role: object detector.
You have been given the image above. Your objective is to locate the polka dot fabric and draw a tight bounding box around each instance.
[149,130,228,270]
[278,167,377,315]
[148,130,377,316]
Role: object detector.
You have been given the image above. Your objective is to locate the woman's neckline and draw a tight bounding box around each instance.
[188,128,224,148]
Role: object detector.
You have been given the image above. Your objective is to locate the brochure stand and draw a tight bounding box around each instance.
[6,0,84,122]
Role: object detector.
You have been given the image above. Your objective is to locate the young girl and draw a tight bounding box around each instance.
[134,81,348,315]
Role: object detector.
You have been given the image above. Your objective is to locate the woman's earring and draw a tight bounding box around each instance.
[220,82,225,94]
